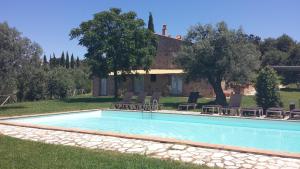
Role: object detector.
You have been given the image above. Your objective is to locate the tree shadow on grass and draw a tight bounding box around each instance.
[280,88,300,92]
[63,97,121,103]
[0,105,26,111]
[162,100,216,109]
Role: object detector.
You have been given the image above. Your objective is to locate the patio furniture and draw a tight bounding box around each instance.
[202,94,242,115]
[178,92,199,110]
[289,99,300,119]
[113,92,134,109]
[240,107,263,117]
[221,94,243,116]
[266,107,285,118]
[290,109,300,119]
[202,105,222,114]
[128,92,147,110]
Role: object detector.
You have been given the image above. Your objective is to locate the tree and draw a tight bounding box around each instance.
[70,54,75,69]
[175,22,261,105]
[255,66,282,110]
[288,44,300,65]
[60,52,65,67]
[0,22,43,95]
[43,55,48,65]
[261,49,289,66]
[70,8,157,98]
[47,67,74,99]
[147,12,154,32]
[276,34,295,53]
[65,52,70,69]
[76,57,80,67]
[53,53,57,67]
[25,68,47,101]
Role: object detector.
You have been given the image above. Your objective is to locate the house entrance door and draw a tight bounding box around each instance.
[171,75,183,95]
[134,76,144,93]
[100,78,107,95]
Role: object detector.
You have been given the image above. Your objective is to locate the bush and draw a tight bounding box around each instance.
[25,69,47,101]
[70,69,91,94]
[255,66,282,110]
[47,68,74,99]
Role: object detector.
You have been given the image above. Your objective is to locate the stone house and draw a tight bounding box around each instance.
[92,25,216,97]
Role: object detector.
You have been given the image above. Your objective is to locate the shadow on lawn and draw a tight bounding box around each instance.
[0,105,26,111]
[280,88,300,92]
[162,100,216,109]
[63,97,121,103]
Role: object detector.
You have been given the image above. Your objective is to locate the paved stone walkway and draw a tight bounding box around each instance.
[0,124,300,169]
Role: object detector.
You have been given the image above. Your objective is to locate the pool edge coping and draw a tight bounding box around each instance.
[1,109,300,159]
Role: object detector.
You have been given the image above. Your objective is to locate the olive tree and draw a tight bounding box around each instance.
[175,22,261,105]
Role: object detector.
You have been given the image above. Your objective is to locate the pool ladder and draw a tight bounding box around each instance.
[141,99,158,119]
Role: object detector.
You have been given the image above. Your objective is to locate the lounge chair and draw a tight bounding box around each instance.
[240,107,263,117]
[113,92,134,109]
[178,92,199,110]
[128,92,147,110]
[202,94,242,115]
[221,94,243,116]
[266,107,285,118]
[289,109,300,119]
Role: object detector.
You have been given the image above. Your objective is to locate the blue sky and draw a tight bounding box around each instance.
[1,0,300,58]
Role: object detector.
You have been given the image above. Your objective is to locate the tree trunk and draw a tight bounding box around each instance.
[208,77,227,106]
[113,71,118,99]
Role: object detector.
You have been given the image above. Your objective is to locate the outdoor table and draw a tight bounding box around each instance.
[202,105,222,114]
[240,107,263,117]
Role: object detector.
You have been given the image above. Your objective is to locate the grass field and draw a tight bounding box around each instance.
[1,90,300,117]
[0,90,299,169]
[0,135,211,169]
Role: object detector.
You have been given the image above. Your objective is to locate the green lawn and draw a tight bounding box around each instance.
[0,135,211,169]
[1,90,300,117]
[0,90,299,169]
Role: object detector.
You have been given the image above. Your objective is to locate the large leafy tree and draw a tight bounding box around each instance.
[175,22,261,105]
[70,8,157,98]
[0,22,42,95]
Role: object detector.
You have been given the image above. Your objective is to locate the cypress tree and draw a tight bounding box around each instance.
[70,54,75,69]
[66,52,70,69]
[53,53,57,67]
[60,52,65,67]
[43,55,48,65]
[49,54,53,69]
[76,57,80,68]
[147,12,154,32]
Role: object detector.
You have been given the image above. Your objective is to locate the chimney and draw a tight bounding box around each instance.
[175,35,182,40]
[162,24,167,36]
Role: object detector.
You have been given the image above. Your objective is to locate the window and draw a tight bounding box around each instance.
[150,74,157,82]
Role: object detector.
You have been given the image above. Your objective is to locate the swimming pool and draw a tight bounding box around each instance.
[3,110,300,154]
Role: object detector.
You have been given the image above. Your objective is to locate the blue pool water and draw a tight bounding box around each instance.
[4,110,300,154]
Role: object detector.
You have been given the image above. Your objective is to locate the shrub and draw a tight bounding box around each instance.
[255,66,282,110]
[47,68,74,99]
[25,69,47,101]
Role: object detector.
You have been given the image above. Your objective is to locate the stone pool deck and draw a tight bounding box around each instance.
[1,124,300,169]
